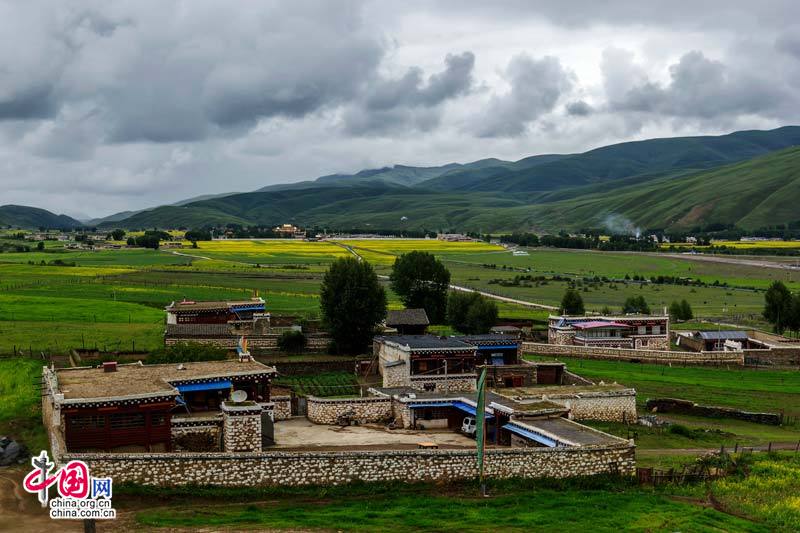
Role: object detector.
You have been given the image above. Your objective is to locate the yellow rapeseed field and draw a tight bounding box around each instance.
[663,240,800,250]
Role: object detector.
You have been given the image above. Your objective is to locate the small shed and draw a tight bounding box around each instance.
[386,308,430,335]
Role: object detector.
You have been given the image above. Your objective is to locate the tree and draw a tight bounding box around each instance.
[390,251,451,323]
[36,241,44,251]
[277,330,307,354]
[764,281,792,334]
[320,257,386,354]
[446,291,498,334]
[668,299,694,321]
[679,299,693,321]
[560,289,585,315]
[668,301,682,321]
[110,229,126,241]
[623,295,650,314]
[185,228,212,242]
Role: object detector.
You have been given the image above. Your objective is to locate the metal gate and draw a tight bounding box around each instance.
[291,396,307,416]
[261,411,275,447]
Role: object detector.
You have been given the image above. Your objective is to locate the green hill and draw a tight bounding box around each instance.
[513,146,800,231]
[94,126,800,232]
[419,126,800,195]
[0,205,83,229]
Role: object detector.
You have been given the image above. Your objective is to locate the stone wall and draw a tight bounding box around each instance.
[548,328,575,345]
[272,396,292,421]
[645,398,783,426]
[382,362,409,388]
[165,333,330,353]
[481,365,537,388]
[306,397,392,425]
[524,342,744,365]
[546,390,637,423]
[171,420,221,452]
[409,374,477,393]
[742,347,800,367]
[221,403,262,452]
[261,359,361,376]
[60,442,634,487]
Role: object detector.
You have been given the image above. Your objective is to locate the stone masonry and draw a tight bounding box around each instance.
[524,342,744,365]
[60,442,635,487]
[221,402,262,452]
[409,374,477,393]
[272,395,292,421]
[546,390,637,423]
[307,397,392,425]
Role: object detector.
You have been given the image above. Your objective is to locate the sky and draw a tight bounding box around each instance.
[1,1,799,219]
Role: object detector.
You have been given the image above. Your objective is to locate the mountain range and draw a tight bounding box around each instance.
[4,126,800,232]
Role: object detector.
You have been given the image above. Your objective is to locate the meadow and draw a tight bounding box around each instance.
[0,239,791,354]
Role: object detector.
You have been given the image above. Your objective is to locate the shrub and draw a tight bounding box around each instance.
[277,330,307,354]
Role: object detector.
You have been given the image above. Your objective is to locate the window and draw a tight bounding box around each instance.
[638,326,647,335]
[67,415,105,430]
[652,326,661,335]
[151,414,167,427]
[109,413,146,429]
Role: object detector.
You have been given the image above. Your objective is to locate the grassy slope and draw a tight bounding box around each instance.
[517,146,800,231]
[0,205,83,229]
[105,127,800,232]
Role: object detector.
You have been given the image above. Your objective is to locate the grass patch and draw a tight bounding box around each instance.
[0,358,48,452]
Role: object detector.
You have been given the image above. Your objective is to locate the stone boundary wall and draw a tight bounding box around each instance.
[171,422,221,452]
[59,442,634,486]
[409,374,477,393]
[523,342,744,365]
[306,396,392,425]
[271,396,292,421]
[645,398,783,426]
[165,334,330,353]
[742,347,800,367]
[562,370,594,386]
[259,359,361,376]
[545,390,637,423]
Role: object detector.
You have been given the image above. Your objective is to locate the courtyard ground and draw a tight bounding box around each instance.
[272,417,477,451]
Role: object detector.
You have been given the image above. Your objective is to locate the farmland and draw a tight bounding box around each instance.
[0,239,793,354]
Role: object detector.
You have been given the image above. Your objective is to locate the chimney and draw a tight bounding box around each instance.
[103,361,118,373]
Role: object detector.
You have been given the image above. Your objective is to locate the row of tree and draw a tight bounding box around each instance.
[319,252,498,354]
[559,290,693,321]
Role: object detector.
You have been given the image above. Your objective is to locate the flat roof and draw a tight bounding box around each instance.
[525,418,620,446]
[55,359,276,402]
[572,321,631,330]
[696,330,749,341]
[166,298,265,312]
[377,335,474,350]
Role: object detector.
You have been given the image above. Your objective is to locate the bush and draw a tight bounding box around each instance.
[560,289,585,315]
[277,330,306,354]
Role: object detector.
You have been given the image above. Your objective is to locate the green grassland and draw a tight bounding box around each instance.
[528,356,800,418]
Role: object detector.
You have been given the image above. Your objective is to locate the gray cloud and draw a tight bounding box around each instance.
[0,1,799,217]
[344,51,475,134]
[604,49,795,121]
[566,100,593,116]
[476,54,573,137]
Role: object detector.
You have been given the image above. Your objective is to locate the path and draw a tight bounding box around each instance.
[657,252,800,271]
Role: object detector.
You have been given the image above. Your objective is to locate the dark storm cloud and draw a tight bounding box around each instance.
[565,100,593,116]
[476,54,573,137]
[344,51,475,134]
[0,85,58,120]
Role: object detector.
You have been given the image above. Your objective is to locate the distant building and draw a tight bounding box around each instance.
[674,330,771,352]
[548,314,670,350]
[274,223,306,239]
[385,308,429,335]
[437,233,475,242]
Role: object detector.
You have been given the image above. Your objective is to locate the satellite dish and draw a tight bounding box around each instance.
[231,390,247,403]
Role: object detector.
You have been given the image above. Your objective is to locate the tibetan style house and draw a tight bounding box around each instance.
[548,314,670,350]
[374,334,533,392]
[166,297,268,325]
[43,359,276,453]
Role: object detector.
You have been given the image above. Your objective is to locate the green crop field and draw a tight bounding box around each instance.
[0,240,790,354]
